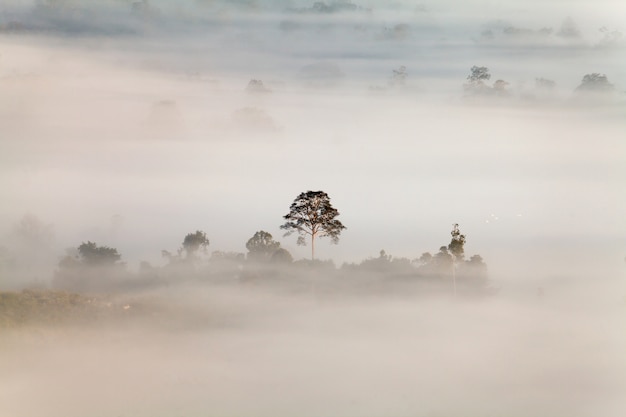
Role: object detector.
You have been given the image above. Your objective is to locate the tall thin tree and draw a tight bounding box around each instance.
[448,223,466,296]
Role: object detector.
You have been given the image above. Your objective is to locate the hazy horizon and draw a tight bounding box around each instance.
[2,1,625,291]
[1,2,626,417]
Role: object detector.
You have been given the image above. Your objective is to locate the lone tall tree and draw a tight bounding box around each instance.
[448,223,466,296]
[281,191,346,260]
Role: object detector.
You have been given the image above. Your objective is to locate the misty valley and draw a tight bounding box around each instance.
[1,1,625,417]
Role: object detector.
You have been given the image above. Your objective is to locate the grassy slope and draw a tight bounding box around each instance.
[0,289,141,328]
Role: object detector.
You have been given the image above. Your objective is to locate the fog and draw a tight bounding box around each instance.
[1,1,625,416]
[1,286,625,417]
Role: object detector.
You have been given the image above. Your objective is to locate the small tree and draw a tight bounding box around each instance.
[77,241,121,266]
[448,223,466,261]
[468,66,490,82]
[246,230,281,262]
[575,73,614,93]
[182,230,209,257]
[463,65,491,94]
[493,79,510,96]
[54,242,124,291]
[281,190,346,260]
[448,223,466,296]
[270,248,293,264]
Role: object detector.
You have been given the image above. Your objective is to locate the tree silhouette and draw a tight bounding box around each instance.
[448,223,466,260]
[575,73,614,93]
[270,248,293,264]
[448,224,466,296]
[246,230,281,262]
[77,241,121,266]
[463,65,491,94]
[468,66,490,82]
[53,241,124,291]
[281,190,346,260]
[182,230,209,257]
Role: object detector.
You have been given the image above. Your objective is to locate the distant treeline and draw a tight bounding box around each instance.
[4,191,492,297]
[51,227,491,298]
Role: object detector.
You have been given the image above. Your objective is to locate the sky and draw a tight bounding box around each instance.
[0,0,625,291]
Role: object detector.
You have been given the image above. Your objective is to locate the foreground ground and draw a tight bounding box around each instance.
[1,284,625,417]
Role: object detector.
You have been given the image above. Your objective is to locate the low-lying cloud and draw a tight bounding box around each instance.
[0,2,624,415]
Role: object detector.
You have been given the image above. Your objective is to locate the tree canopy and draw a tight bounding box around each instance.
[575,73,614,93]
[281,190,346,260]
[182,230,210,256]
[463,66,492,96]
[77,241,121,266]
[466,66,490,84]
[246,230,281,261]
[448,223,466,260]
[53,241,125,291]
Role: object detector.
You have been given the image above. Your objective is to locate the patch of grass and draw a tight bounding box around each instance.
[0,289,127,328]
